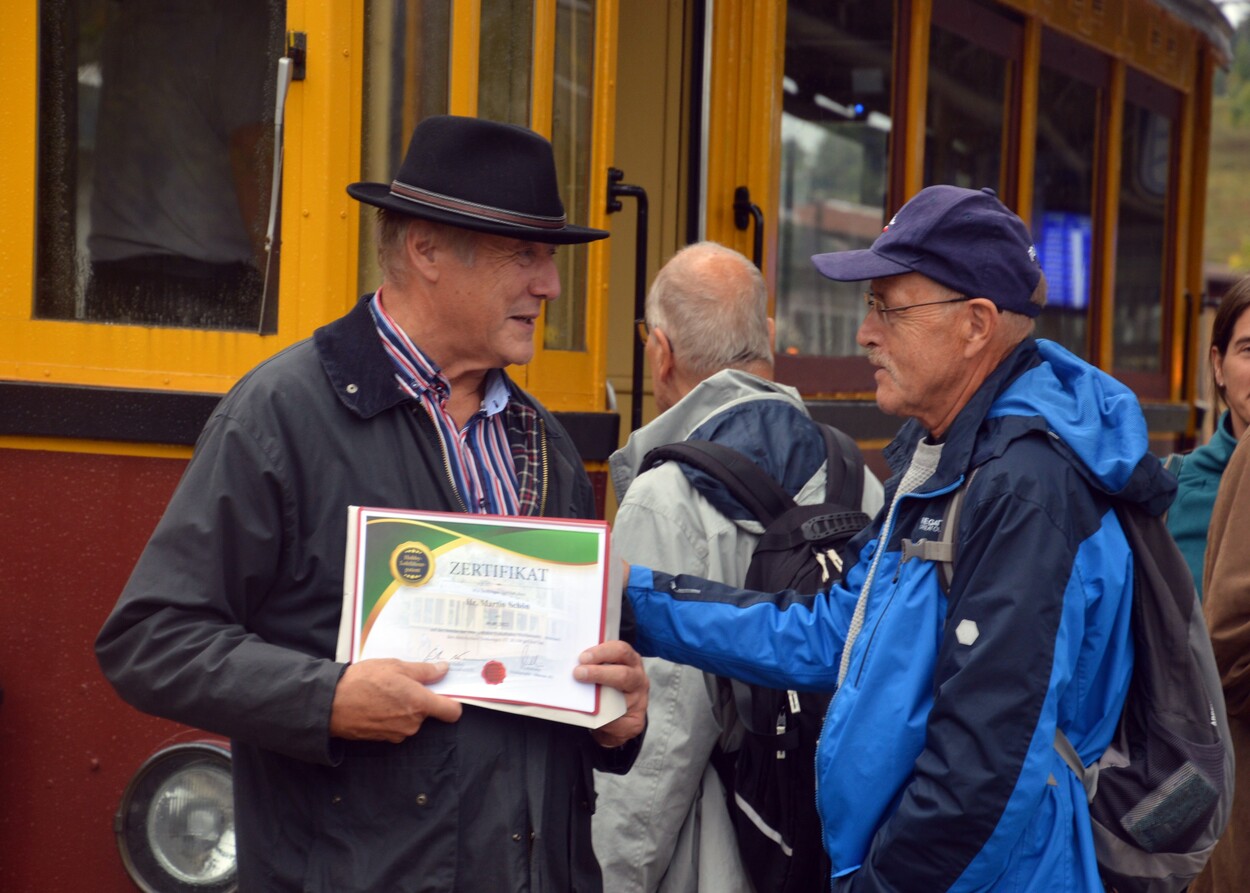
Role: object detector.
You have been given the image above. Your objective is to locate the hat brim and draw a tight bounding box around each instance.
[348,182,609,245]
[811,248,913,282]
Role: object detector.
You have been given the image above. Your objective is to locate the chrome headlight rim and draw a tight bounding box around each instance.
[114,740,237,893]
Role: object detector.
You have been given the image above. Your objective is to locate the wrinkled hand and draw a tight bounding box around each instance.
[575,640,649,749]
[330,658,463,743]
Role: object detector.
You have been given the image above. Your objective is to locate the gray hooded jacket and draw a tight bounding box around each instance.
[593,369,882,893]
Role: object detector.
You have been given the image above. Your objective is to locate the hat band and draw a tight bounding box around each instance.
[389,180,568,231]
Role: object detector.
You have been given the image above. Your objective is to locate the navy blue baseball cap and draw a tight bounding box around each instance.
[811,185,1043,317]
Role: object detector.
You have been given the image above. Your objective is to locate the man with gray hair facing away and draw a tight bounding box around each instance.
[593,241,883,892]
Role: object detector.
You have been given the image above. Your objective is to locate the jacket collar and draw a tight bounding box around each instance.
[608,369,811,501]
[316,294,521,422]
[882,337,1042,490]
[314,295,412,419]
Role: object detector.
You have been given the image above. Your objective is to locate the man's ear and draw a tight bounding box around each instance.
[404,223,440,282]
[964,298,999,357]
[651,326,677,383]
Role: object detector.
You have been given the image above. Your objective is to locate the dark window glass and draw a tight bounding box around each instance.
[1031,31,1107,359]
[775,0,894,359]
[545,0,596,353]
[358,0,452,296]
[37,0,285,330]
[925,0,1020,193]
[478,0,534,128]
[1113,72,1177,378]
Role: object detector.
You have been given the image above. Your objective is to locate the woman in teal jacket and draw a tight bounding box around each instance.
[1167,278,1250,598]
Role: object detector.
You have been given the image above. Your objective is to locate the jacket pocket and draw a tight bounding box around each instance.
[303,736,459,893]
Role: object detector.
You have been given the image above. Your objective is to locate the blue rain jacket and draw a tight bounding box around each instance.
[626,339,1176,892]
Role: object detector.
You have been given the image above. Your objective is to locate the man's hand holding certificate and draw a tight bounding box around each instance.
[337,507,633,729]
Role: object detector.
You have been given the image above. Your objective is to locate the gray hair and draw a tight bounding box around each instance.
[375,210,479,284]
[645,241,771,379]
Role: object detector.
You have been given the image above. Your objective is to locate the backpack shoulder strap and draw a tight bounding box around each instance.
[641,440,795,526]
[900,466,979,594]
[1054,728,1099,801]
[936,471,977,592]
[818,423,865,510]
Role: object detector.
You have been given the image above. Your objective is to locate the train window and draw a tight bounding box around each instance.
[544,0,596,353]
[1113,69,1179,388]
[1031,30,1109,361]
[774,0,894,360]
[358,0,453,296]
[479,0,534,127]
[925,0,1022,193]
[35,0,285,331]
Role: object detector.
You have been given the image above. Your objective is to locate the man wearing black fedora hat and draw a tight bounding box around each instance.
[96,115,649,891]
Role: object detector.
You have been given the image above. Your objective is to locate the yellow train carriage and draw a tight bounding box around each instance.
[0,1,1232,890]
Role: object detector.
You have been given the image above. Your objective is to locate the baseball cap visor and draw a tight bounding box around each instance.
[811,248,914,283]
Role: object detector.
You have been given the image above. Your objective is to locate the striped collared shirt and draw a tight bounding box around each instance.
[369,290,521,515]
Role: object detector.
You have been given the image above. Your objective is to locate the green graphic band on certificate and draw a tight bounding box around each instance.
[340,508,609,715]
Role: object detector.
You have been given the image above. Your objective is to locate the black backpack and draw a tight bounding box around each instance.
[903,467,1233,893]
[641,424,871,893]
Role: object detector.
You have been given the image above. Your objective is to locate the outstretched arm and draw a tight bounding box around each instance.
[624,563,855,693]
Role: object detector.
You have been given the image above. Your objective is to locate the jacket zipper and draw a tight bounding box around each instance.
[413,403,469,513]
[538,416,549,515]
[815,476,964,860]
[419,399,547,515]
[440,442,469,513]
[854,479,962,687]
[813,502,901,870]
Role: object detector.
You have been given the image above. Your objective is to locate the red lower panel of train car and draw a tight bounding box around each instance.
[0,448,234,892]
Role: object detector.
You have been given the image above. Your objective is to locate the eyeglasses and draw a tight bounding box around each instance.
[863,290,972,319]
[635,318,650,346]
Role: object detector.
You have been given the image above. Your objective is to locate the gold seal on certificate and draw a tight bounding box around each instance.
[336,506,625,728]
[390,542,433,586]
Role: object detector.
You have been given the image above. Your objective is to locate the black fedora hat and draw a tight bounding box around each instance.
[348,115,608,245]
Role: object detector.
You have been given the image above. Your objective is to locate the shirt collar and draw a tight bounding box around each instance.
[369,289,510,418]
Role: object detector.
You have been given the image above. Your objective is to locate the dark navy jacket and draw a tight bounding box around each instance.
[97,296,635,892]
[627,339,1176,892]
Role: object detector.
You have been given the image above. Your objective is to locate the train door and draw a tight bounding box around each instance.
[605,0,786,441]
[605,0,901,463]
[352,0,624,503]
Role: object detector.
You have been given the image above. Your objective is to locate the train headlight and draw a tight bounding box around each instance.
[115,741,237,892]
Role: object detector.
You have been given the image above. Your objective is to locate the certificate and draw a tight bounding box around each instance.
[337,506,624,728]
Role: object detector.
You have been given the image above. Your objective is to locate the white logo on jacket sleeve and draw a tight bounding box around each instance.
[955,619,980,646]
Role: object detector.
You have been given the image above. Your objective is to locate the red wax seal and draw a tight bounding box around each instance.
[481,661,506,685]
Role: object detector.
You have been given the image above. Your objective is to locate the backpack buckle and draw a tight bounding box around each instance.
[900,538,954,564]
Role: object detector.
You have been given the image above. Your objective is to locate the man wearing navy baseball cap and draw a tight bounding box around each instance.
[622,185,1177,891]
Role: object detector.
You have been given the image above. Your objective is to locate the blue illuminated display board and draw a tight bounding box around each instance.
[1035,212,1091,311]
